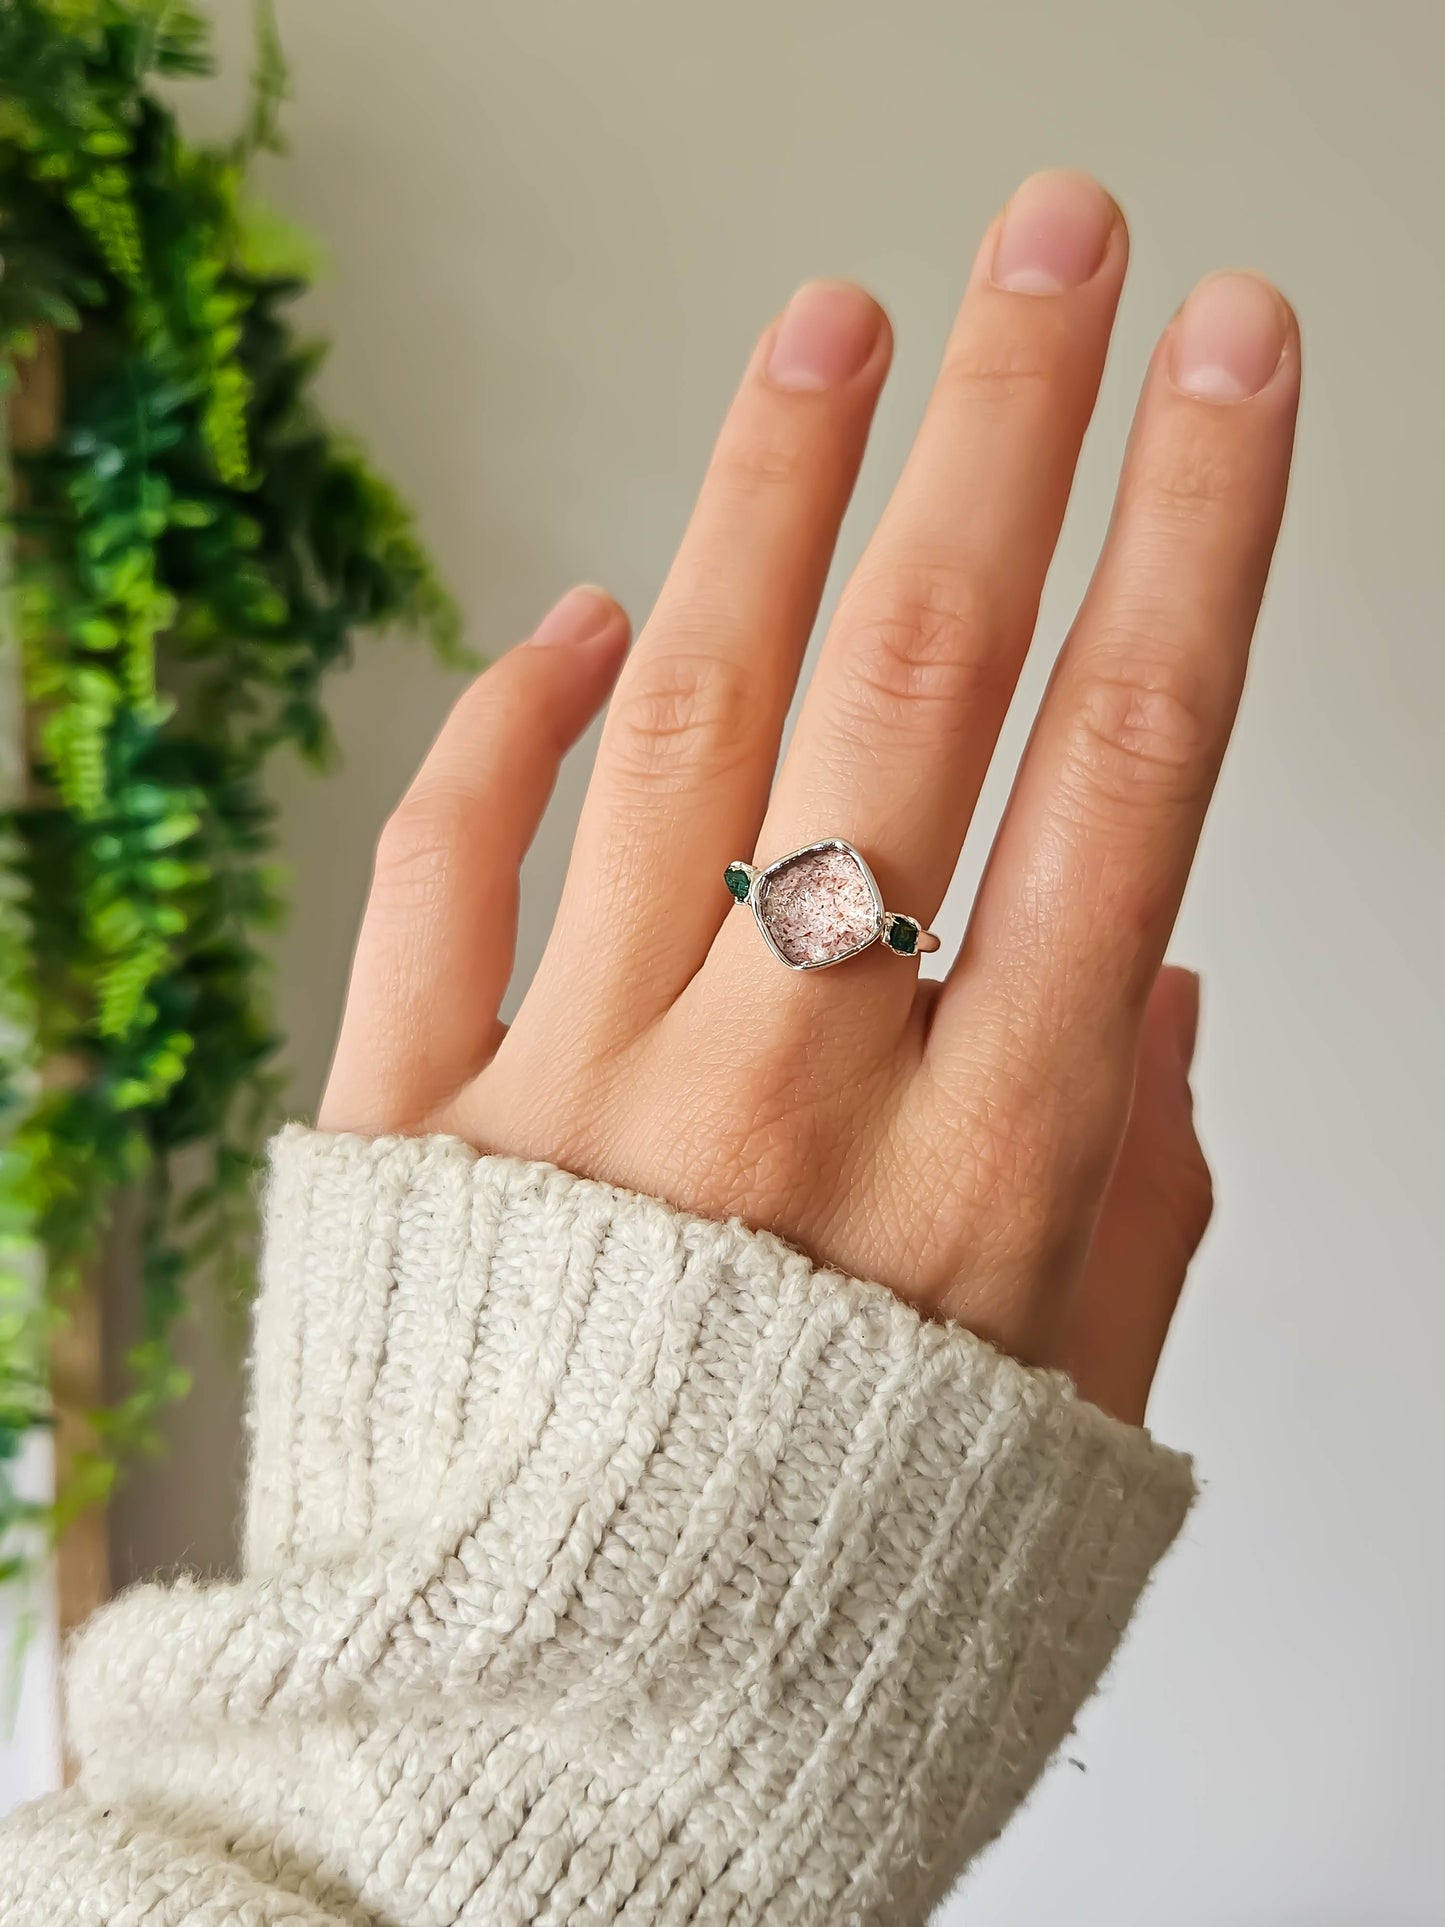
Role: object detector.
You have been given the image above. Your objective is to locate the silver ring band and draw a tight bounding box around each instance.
[724,839,941,971]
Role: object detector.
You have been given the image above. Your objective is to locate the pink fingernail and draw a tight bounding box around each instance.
[531,584,624,648]
[990,170,1117,293]
[1170,272,1288,401]
[765,281,883,391]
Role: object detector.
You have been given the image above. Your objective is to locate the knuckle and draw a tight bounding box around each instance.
[712,420,810,493]
[1131,433,1241,526]
[1064,654,1216,806]
[938,328,1061,406]
[447,668,524,744]
[434,659,561,766]
[606,644,754,789]
[836,567,1015,728]
[372,790,474,909]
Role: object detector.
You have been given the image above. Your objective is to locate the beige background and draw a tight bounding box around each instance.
[13,0,1444,1917]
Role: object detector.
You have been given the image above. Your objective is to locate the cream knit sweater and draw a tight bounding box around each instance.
[0,1127,1194,1924]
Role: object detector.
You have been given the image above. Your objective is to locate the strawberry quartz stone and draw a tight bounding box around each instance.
[755,844,882,967]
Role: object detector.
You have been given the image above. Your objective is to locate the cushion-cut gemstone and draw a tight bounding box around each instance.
[885,915,919,955]
[724,863,753,902]
[755,844,880,967]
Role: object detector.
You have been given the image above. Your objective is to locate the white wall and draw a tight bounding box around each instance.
[50,3,1445,1920]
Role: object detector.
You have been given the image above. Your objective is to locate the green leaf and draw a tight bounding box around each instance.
[0,0,457,1611]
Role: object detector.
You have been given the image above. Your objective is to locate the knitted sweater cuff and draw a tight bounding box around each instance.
[236,1127,1193,1906]
[247,1125,1192,1565]
[15,1127,1194,1926]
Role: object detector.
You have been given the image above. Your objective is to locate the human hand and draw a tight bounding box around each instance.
[320,170,1298,1425]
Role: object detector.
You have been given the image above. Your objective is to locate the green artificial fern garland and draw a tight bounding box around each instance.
[0,0,462,1589]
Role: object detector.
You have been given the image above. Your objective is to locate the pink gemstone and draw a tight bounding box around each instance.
[755,844,880,967]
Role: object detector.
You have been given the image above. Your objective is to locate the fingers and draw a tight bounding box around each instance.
[932,273,1299,1167]
[543,284,891,1020]
[756,172,1129,941]
[318,587,629,1136]
[1062,967,1212,1424]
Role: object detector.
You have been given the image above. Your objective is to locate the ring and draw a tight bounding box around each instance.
[724,839,941,971]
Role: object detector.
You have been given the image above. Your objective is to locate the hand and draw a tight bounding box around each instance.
[319,171,1298,1426]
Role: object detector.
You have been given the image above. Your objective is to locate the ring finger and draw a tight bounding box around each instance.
[737,171,1129,998]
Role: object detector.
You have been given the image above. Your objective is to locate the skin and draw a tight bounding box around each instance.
[319,170,1299,1428]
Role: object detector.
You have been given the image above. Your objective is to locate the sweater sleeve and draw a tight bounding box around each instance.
[0,1126,1195,1926]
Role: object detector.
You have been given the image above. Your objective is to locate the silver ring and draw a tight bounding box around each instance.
[724,839,941,971]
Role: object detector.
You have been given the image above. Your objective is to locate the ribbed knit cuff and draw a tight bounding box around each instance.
[232,1127,1193,1912]
[247,1124,1192,1565]
[36,1127,1195,1924]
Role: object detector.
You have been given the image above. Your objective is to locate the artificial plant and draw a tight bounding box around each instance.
[0,0,461,1594]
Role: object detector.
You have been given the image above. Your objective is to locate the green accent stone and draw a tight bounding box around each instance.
[885,915,919,955]
[724,863,753,903]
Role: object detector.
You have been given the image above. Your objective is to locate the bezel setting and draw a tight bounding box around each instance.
[884,912,921,956]
[751,838,885,971]
[723,861,756,903]
[722,839,939,971]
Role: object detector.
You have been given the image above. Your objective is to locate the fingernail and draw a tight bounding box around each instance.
[990,170,1117,293]
[766,281,883,391]
[1170,272,1288,401]
[1175,970,1202,1068]
[531,584,624,648]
